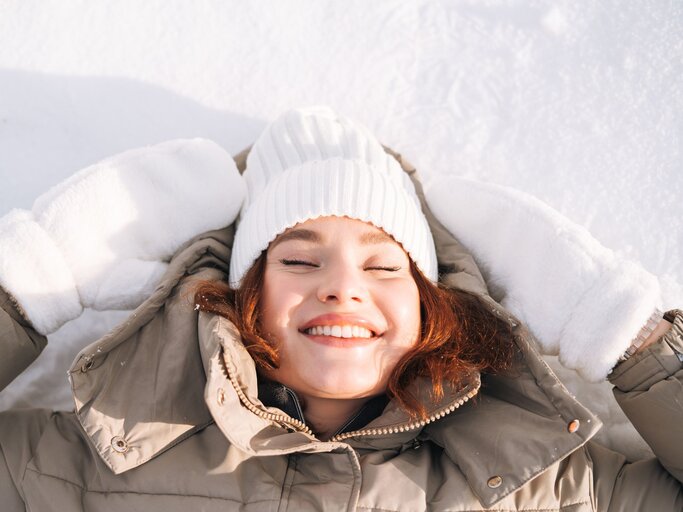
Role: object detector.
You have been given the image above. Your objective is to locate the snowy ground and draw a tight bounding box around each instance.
[1,1,681,460]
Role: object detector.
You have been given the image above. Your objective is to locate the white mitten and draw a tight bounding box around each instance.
[0,139,245,335]
[425,176,661,381]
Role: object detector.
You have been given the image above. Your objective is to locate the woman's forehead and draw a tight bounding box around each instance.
[270,216,398,249]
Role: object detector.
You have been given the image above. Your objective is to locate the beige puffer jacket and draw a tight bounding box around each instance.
[0,149,681,511]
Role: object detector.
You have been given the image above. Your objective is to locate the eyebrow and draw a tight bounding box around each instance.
[269,229,322,250]
[269,227,396,250]
[359,230,395,245]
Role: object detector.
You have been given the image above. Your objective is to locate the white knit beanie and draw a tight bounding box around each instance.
[229,106,438,287]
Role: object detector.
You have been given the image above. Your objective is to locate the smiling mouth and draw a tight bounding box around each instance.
[299,325,380,339]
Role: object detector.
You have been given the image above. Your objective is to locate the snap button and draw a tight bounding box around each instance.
[217,388,225,406]
[81,358,94,373]
[487,475,503,488]
[567,419,580,433]
[111,436,129,454]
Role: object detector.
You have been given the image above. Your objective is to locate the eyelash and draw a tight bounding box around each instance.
[279,259,400,272]
[368,266,401,272]
[280,259,318,267]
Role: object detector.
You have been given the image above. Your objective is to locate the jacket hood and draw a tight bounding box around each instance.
[67,146,602,508]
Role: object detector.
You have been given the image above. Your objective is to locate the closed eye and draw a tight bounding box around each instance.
[280,258,319,267]
[365,266,401,272]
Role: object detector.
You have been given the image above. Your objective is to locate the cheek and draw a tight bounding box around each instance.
[260,277,284,337]
[260,277,305,338]
[384,282,421,345]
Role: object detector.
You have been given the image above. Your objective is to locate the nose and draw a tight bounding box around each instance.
[317,264,368,304]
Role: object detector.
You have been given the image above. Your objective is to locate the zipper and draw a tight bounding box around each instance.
[330,375,480,442]
[219,349,314,436]
[219,348,480,443]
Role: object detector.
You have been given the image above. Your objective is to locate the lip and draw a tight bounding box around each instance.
[299,313,383,337]
[301,332,379,348]
[299,313,384,348]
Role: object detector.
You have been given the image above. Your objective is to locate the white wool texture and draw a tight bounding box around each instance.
[229,106,438,286]
[425,176,662,381]
[0,139,245,335]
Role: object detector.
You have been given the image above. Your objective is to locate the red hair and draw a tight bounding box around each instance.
[193,252,516,420]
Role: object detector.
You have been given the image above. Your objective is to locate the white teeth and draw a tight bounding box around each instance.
[304,325,374,338]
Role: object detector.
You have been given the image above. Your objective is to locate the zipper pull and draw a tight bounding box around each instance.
[400,438,423,452]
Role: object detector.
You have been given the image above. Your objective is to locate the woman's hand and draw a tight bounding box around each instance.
[0,139,245,335]
[425,176,662,382]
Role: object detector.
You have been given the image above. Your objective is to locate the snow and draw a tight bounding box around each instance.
[0,0,681,460]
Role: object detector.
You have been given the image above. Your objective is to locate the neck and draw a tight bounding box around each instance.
[299,394,369,441]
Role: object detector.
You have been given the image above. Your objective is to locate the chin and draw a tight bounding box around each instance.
[299,373,386,399]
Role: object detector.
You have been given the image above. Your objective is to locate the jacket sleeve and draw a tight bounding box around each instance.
[0,286,47,392]
[588,309,683,510]
[0,408,53,511]
[0,442,24,510]
[0,286,48,507]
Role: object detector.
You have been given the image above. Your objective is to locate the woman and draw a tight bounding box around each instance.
[0,106,681,510]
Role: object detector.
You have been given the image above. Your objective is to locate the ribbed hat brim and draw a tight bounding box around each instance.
[229,158,438,287]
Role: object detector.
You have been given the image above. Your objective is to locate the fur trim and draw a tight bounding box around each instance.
[425,176,661,381]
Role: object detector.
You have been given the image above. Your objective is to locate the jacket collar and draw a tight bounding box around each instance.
[68,230,231,475]
[423,328,602,508]
[197,313,482,456]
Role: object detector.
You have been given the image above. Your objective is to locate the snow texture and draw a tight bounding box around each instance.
[0,0,681,461]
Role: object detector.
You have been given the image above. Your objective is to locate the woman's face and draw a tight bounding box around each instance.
[260,216,421,400]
